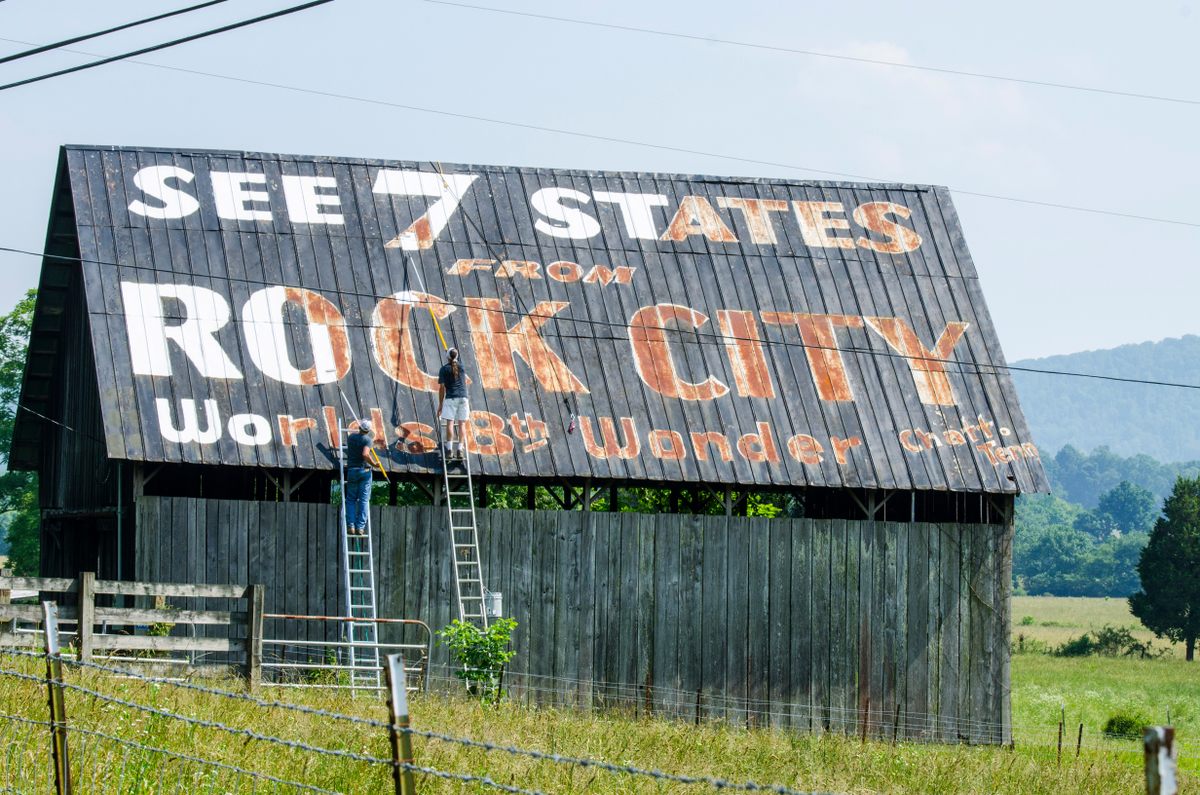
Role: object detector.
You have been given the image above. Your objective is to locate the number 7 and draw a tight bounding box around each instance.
[373,169,480,251]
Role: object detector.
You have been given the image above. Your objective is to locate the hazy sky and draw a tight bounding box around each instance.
[0,0,1195,361]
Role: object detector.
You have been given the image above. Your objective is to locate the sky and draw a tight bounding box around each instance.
[0,0,1196,362]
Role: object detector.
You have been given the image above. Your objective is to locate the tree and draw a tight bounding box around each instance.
[0,291,38,574]
[1097,481,1159,534]
[1130,476,1200,661]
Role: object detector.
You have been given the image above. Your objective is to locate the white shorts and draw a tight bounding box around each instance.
[440,397,470,422]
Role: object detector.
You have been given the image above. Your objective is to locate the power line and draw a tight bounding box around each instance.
[3,244,1199,393]
[0,0,333,92]
[0,39,1194,229]
[424,0,1200,108]
[0,0,228,66]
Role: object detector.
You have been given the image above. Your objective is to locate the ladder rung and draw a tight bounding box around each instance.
[460,595,484,600]
[454,543,477,548]
[349,585,374,591]
[448,491,471,497]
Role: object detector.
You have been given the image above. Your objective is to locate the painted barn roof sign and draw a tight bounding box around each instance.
[24,144,1049,493]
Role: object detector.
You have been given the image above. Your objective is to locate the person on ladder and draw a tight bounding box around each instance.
[345,421,376,535]
[438,347,470,461]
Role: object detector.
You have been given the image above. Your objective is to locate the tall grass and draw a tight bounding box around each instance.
[0,651,1183,794]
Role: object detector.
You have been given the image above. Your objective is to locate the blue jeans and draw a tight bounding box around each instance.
[345,467,372,530]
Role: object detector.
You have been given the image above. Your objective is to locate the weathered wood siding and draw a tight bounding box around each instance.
[135,497,1011,743]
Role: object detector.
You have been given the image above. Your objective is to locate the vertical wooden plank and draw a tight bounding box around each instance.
[827,518,847,733]
[576,511,597,710]
[635,513,656,713]
[747,517,771,726]
[926,519,942,738]
[843,518,860,737]
[725,514,750,725]
[653,513,680,717]
[554,512,580,706]
[790,517,812,732]
[869,521,886,739]
[686,513,700,725]
[810,519,830,732]
[939,524,962,742]
[975,523,997,744]
[702,514,728,722]
[768,516,792,728]
[957,524,973,743]
[906,523,930,740]
[858,516,874,737]
[998,517,1015,745]
[891,520,908,740]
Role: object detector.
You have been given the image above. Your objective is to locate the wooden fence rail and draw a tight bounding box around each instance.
[0,572,264,689]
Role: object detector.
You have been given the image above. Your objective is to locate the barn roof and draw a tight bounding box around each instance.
[14,144,1049,494]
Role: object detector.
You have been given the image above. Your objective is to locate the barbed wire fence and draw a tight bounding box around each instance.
[0,600,852,794]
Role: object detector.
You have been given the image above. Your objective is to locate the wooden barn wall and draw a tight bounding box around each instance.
[37,266,119,577]
[134,497,1011,743]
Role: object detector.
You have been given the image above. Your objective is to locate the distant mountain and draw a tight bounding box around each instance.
[1010,335,1200,463]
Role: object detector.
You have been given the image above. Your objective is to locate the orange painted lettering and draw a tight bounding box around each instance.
[660,196,738,243]
[865,317,969,406]
[762,312,863,402]
[466,297,588,393]
[716,309,775,399]
[371,291,454,392]
[629,304,729,401]
[579,416,640,459]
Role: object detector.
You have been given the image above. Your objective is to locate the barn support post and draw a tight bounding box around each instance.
[245,584,264,692]
[609,483,618,512]
[77,572,94,663]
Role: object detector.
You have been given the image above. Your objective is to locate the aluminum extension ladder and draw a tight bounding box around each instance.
[337,426,381,692]
[440,441,490,631]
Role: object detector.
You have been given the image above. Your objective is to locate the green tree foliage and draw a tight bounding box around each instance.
[1130,476,1200,661]
[1011,335,1200,462]
[438,617,518,704]
[1045,445,1200,509]
[1097,481,1159,533]
[0,291,37,574]
[1013,490,1148,597]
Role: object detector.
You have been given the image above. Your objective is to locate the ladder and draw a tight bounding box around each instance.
[441,442,489,631]
[337,427,381,692]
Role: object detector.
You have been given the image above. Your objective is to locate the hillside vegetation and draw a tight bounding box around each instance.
[1011,334,1200,462]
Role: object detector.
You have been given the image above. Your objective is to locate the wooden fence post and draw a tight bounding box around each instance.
[41,601,72,795]
[1144,727,1177,795]
[245,584,264,692]
[0,568,11,606]
[77,573,94,664]
[384,654,417,795]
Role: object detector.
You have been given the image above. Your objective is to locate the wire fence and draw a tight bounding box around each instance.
[0,617,851,795]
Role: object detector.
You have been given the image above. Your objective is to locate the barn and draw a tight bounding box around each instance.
[13,144,1047,742]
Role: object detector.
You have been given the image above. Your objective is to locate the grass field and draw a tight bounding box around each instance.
[0,595,1190,793]
[1012,595,1184,657]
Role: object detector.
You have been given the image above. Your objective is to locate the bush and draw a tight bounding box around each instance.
[1103,709,1151,739]
[1019,615,1035,626]
[1011,633,1050,655]
[1053,625,1163,658]
[1055,634,1097,657]
[438,617,518,705]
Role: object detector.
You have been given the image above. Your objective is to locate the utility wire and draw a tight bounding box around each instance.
[3,244,1199,393]
[424,0,1200,108]
[0,0,333,92]
[0,39,1194,229]
[0,0,228,66]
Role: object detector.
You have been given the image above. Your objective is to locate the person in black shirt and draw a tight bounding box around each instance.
[437,348,469,461]
[345,421,374,535]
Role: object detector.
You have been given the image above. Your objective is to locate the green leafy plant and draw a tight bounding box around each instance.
[438,617,517,704]
[1103,709,1151,739]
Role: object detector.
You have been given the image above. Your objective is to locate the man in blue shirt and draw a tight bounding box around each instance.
[438,348,470,461]
[345,421,375,535]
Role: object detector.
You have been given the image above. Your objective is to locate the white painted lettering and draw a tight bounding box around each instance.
[156,398,221,444]
[210,171,272,222]
[128,165,200,220]
[120,282,242,379]
[530,187,601,239]
[373,169,479,250]
[281,175,343,225]
[593,191,668,239]
[227,413,272,445]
